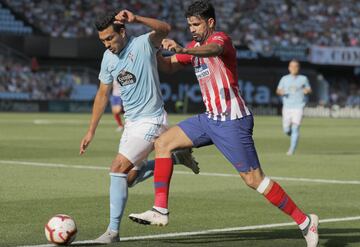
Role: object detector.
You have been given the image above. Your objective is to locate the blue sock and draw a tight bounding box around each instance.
[129,160,155,187]
[109,173,128,232]
[289,125,300,153]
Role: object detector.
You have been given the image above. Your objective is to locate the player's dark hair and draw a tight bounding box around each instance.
[185,0,216,23]
[95,11,125,32]
[290,59,300,65]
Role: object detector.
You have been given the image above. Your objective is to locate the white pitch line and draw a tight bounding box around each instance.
[1,160,360,185]
[17,215,360,247]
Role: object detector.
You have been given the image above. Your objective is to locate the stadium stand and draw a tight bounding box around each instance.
[3,0,360,49]
[0,43,98,100]
[0,2,32,35]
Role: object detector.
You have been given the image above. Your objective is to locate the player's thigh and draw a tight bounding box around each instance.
[178,114,213,147]
[209,115,261,173]
[282,108,292,130]
[155,125,194,152]
[292,108,304,126]
[119,115,167,166]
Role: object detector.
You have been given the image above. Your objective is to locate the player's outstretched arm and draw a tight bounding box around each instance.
[157,51,184,74]
[162,38,222,57]
[114,9,170,48]
[79,82,111,155]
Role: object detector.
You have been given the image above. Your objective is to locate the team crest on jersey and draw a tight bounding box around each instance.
[194,64,210,79]
[117,70,136,86]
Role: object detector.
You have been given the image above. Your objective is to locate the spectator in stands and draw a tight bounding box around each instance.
[5,0,360,50]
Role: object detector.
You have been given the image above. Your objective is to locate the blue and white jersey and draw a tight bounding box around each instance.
[99,33,164,121]
[277,74,311,109]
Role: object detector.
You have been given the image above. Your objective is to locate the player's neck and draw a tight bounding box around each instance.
[200,29,215,44]
[118,36,129,54]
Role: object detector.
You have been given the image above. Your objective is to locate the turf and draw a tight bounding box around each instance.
[0,113,359,247]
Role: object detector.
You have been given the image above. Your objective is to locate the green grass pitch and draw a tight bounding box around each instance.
[0,112,359,246]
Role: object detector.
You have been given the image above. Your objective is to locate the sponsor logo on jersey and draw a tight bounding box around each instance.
[194,64,210,79]
[117,70,136,86]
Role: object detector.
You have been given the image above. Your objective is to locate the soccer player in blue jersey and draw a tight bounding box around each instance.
[277,60,312,155]
[79,10,198,244]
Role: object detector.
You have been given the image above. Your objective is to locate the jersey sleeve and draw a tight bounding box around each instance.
[277,77,285,90]
[98,52,113,84]
[134,32,158,56]
[207,32,232,56]
[175,53,192,65]
[303,76,311,89]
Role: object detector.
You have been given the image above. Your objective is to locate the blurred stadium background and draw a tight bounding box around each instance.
[0,0,360,115]
[1,1,360,247]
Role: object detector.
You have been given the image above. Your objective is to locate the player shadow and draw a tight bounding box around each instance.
[309,151,360,156]
[151,227,360,247]
[70,242,106,246]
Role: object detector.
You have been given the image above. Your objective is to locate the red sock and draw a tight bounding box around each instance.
[265,182,307,225]
[154,158,173,209]
[113,113,122,127]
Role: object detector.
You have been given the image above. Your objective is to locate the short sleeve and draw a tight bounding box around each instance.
[207,32,233,56]
[303,76,311,89]
[277,77,285,89]
[98,52,113,84]
[208,33,227,47]
[134,32,157,55]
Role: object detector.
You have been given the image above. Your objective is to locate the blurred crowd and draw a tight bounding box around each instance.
[4,0,360,50]
[328,80,360,108]
[0,55,92,99]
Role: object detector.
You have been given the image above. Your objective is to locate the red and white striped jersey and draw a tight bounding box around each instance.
[176,32,250,121]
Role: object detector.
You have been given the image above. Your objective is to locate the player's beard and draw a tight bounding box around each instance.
[194,29,212,43]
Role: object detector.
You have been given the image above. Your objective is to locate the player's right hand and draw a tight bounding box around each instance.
[114,9,136,24]
[161,39,185,53]
[79,131,94,155]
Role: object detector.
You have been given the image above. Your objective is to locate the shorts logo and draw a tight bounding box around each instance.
[117,70,136,86]
[194,63,210,79]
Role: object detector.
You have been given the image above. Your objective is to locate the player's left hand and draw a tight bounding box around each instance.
[79,131,94,155]
[161,39,186,53]
[114,10,137,24]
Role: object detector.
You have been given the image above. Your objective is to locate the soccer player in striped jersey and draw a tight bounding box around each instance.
[129,1,319,246]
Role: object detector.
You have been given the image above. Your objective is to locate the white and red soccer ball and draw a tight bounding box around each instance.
[45,214,77,245]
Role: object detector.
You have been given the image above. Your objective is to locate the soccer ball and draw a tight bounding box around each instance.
[44,214,77,245]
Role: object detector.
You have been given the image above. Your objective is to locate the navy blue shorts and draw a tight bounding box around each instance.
[178,114,261,173]
[110,96,123,107]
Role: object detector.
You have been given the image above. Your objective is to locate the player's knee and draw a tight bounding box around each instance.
[240,172,263,189]
[154,136,171,153]
[110,159,132,174]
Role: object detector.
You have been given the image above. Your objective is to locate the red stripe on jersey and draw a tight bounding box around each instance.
[210,56,231,115]
[185,31,250,120]
[205,57,223,116]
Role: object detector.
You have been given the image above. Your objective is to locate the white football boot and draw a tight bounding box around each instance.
[94,228,120,244]
[172,148,200,174]
[303,214,319,247]
[129,208,169,226]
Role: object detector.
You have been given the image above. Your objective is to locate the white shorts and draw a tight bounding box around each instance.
[119,112,168,167]
[282,108,303,129]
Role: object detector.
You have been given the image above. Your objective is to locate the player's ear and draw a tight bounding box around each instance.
[207,18,215,29]
[120,28,126,38]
